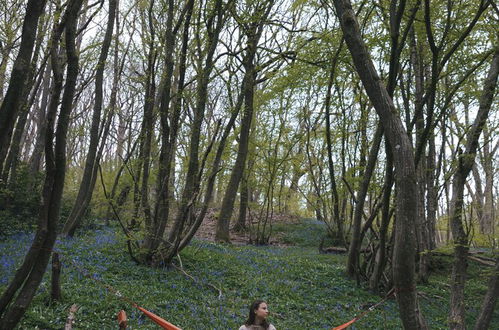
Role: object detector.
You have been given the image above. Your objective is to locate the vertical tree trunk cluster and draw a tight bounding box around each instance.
[0,0,85,327]
[332,0,426,327]
[215,0,275,242]
[448,48,498,330]
[62,0,118,237]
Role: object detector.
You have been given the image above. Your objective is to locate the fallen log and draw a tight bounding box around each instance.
[320,246,369,254]
[468,255,495,267]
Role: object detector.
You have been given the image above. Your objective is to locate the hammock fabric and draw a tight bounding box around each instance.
[117,307,181,329]
[137,307,182,330]
[332,317,358,330]
[117,310,127,329]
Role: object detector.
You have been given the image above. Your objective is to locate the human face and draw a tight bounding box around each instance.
[254,302,269,321]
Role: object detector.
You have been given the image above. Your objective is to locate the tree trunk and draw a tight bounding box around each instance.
[51,253,61,301]
[178,89,244,252]
[63,0,117,236]
[2,11,48,184]
[215,1,274,242]
[473,258,499,330]
[479,128,495,235]
[30,63,52,176]
[411,28,431,283]
[162,0,225,264]
[369,143,393,293]
[0,0,48,174]
[449,48,498,330]
[0,0,83,326]
[235,170,249,231]
[426,136,437,250]
[347,123,383,277]
[144,0,190,257]
[332,0,426,328]
[324,41,347,247]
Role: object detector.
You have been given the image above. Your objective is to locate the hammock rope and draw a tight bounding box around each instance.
[332,288,394,330]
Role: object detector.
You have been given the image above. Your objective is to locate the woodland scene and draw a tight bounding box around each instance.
[0,0,498,328]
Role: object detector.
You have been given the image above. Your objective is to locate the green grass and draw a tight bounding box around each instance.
[0,221,497,329]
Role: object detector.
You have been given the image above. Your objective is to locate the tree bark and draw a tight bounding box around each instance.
[369,142,393,292]
[30,64,52,176]
[235,170,249,230]
[479,128,495,235]
[0,0,48,174]
[51,253,61,301]
[2,11,48,184]
[347,123,383,277]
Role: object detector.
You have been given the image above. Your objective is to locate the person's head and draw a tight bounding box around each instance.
[245,300,270,328]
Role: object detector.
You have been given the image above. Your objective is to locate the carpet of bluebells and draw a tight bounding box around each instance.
[1,222,497,329]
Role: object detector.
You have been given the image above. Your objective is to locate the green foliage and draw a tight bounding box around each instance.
[272,218,334,248]
[0,164,43,236]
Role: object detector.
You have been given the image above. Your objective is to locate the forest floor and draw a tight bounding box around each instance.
[1,218,497,329]
[192,208,302,246]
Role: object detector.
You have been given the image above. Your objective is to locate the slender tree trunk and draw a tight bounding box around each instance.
[324,41,346,247]
[178,88,244,251]
[235,170,249,230]
[347,123,383,277]
[410,28,431,283]
[426,136,437,250]
[145,0,191,257]
[29,63,52,175]
[63,0,118,236]
[2,11,48,183]
[369,144,393,292]
[479,128,495,235]
[449,48,498,330]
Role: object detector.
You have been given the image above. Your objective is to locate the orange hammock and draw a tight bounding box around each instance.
[138,307,182,330]
[332,317,358,330]
[118,308,181,330]
[332,288,395,330]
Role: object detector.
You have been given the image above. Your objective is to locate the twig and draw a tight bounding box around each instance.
[172,264,223,299]
[176,254,183,269]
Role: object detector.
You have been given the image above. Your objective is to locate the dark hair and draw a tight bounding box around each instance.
[245,300,270,329]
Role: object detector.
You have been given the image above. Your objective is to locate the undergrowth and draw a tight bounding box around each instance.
[0,221,497,329]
